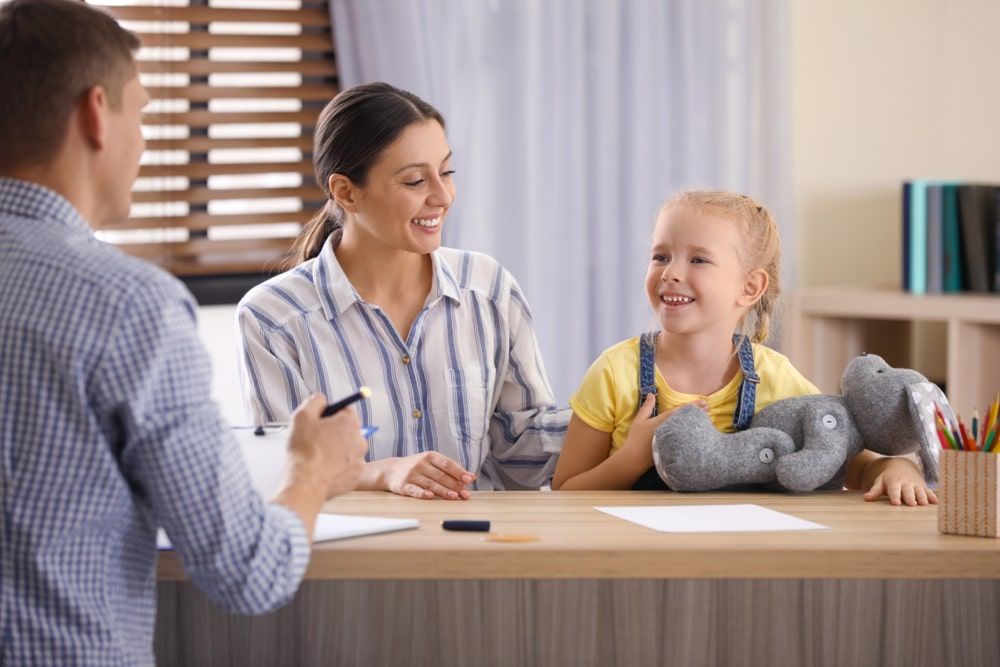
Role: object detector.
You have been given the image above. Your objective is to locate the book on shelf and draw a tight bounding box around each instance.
[901,180,1000,295]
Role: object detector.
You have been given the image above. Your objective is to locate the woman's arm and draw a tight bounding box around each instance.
[236,303,311,424]
[483,280,570,489]
[845,450,938,506]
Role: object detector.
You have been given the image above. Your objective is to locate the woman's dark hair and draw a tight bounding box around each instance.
[289,82,446,265]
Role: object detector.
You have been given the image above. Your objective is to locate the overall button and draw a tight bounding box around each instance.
[412,409,422,419]
[822,415,838,429]
[758,448,774,464]
[402,354,411,365]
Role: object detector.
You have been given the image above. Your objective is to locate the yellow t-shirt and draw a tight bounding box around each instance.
[569,336,820,453]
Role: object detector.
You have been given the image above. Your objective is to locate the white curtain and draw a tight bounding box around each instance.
[329,0,792,402]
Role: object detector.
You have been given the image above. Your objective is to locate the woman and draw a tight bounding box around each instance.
[237,83,568,498]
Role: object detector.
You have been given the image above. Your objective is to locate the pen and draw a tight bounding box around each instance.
[442,520,490,532]
[322,386,372,417]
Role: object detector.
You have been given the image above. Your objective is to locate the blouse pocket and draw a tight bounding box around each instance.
[446,366,490,445]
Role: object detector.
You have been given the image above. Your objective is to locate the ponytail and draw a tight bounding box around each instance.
[287,200,342,268]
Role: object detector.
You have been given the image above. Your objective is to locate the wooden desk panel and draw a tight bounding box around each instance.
[155,492,1000,666]
[159,490,1000,580]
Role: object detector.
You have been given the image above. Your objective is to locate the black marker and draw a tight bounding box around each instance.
[442,520,490,532]
[322,386,372,417]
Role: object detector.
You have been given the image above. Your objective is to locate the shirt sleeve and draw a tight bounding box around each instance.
[568,350,619,433]
[484,276,570,490]
[778,358,822,398]
[236,301,311,424]
[94,283,310,615]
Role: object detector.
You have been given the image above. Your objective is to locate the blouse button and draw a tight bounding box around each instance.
[412,409,422,419]
[402,354,411,365]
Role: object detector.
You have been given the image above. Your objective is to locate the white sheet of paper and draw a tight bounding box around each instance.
[594,504,828,533]
[157,513,418,550]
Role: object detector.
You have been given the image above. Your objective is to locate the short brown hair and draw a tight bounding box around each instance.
[0,0,140,170]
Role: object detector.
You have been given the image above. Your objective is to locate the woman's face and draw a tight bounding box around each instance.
[345,120,455,255]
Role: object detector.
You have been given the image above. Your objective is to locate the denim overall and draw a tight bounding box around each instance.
[631,332,760,490]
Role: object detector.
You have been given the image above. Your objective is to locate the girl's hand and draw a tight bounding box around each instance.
[862,456,938,506]
[379,452,476,500]
[621,394,708,465]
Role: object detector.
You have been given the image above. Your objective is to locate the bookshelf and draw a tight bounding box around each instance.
[786,288,1000,418]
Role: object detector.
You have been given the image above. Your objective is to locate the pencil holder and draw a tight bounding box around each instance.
[937,450,1000,538]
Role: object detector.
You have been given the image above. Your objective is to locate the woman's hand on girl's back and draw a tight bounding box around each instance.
[370,452,476,500]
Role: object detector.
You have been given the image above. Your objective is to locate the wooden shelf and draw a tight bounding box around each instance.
[787,287,1000,418]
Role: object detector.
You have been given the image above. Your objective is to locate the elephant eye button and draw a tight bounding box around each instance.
[822,414,838,429]
[758,448,775,463]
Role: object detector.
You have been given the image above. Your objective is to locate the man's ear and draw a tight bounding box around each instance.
[77,85,109,151]
[737,268,768,307]
[328,173,361,214]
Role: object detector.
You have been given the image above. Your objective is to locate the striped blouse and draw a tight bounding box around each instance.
[236,241,569,490]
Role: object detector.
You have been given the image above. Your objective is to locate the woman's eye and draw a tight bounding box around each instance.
[441,169,456,178]
[403,178,426,187]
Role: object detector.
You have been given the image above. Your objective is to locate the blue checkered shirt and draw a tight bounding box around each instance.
[0,178,310,666]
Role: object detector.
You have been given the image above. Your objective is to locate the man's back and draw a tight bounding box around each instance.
[0,178,310,666]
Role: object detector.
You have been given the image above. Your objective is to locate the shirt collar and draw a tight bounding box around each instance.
[314,239,462,319]
[0,177,92,234]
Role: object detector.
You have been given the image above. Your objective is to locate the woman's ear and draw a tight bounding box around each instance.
[328,174,360,213]
[737,268,768,307]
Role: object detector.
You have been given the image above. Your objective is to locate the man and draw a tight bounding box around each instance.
[0,1,368,664]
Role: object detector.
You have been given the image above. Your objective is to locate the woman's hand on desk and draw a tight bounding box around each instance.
[361,453,476,500]
[856,453,939,506]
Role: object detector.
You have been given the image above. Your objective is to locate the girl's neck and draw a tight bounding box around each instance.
[655,329,743,396]
[334,227,433,305]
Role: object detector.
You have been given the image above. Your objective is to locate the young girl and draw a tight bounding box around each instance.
[552,191,936,506]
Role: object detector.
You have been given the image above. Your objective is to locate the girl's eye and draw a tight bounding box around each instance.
[691,256,709,264]
[652,254,668,263]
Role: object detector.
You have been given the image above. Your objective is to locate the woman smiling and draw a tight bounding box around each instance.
[237,83,568,499]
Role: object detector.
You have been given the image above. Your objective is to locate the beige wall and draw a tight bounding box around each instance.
[792,0,1000,289]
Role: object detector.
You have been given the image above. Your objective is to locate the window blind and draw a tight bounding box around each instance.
[90,0,336,277]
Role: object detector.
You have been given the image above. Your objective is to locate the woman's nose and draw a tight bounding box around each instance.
[427,175,454,207]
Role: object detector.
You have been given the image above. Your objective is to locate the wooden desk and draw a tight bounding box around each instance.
[155,491,1000,666]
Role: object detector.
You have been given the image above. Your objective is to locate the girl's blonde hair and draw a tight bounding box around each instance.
[660,190,781,344]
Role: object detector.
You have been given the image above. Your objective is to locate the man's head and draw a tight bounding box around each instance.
[0,0,146,224]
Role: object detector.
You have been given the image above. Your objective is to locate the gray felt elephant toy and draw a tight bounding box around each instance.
[652,354,948,492]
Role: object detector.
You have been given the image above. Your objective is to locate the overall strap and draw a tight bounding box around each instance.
[731,334,760,431]
[638,331,659,417]
[633,332,668,490]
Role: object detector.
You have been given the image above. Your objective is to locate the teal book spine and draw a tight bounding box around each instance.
[926,185,944,293]
[942,184,963,292]
[908,180,928,294]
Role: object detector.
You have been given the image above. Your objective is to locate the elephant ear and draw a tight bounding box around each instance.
[907,381,951,486]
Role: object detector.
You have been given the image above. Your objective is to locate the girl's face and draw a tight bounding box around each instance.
[645,205,761,338]
[340,120,455,255]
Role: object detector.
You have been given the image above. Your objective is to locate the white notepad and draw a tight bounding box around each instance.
[157,513,418,550]
[594,504,828,533]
